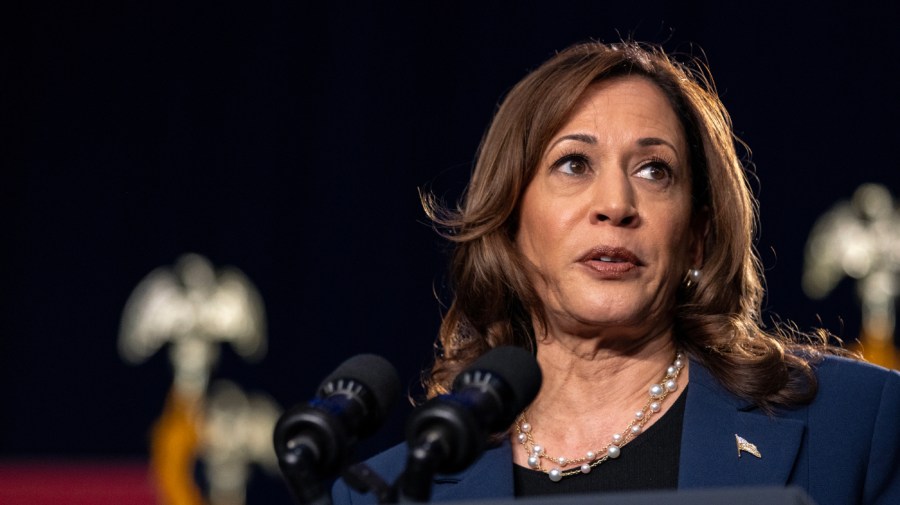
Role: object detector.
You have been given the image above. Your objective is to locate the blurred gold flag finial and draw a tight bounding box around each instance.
[120,254,278,505]
[803,183,900,369]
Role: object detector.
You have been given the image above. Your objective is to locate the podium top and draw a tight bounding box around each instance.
[431,486,816,505]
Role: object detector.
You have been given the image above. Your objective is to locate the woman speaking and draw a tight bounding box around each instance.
[333,41,900,504]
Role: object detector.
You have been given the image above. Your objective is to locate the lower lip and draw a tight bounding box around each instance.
[581,259,638,277]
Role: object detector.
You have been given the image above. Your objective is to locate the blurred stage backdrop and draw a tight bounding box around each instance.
[3,2,899,504]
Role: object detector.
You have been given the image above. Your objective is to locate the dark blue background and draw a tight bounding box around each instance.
[3,1,899,503]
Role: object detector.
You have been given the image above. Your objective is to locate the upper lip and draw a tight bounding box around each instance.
[579,246,643,266]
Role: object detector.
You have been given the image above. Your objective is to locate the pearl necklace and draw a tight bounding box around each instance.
[514,352,685,482]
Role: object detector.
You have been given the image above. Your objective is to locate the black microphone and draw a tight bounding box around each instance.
[399,346,542,501]
[273,354,401,505]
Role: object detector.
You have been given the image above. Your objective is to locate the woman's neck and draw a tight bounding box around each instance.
[511,330,688,469]
[534,331,679,411]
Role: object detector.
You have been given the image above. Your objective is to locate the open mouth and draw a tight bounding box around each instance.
[581,247,642,266]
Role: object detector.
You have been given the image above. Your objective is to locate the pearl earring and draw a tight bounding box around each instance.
[686,268,701,287]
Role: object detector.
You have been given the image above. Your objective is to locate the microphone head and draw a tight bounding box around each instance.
[401,346,542,478]
[273,354,400,501]
[318,353,401,423]
[452,345,542,424]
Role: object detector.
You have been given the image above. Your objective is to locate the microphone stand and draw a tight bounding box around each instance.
[341,463,395,504]
[395,432,446,502]
[334,441,444,505]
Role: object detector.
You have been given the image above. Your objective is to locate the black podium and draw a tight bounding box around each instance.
[435,487,816,505]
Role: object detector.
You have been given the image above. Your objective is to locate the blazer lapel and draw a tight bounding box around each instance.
[679,360,806,488]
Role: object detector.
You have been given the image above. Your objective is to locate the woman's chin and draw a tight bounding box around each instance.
[553,308,665,338]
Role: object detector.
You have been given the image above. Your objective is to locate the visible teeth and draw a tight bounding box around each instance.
[598,256,623,263]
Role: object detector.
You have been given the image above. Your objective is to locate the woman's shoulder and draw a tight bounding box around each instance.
[357,441,409,478]
[806,355,900,504]
[808,354,900,416]
[332,442,408,505]
[814,354,900,388]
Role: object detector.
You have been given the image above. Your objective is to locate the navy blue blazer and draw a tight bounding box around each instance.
[333,356,900,505]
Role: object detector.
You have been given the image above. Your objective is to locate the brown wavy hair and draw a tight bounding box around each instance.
[423,41,846,411]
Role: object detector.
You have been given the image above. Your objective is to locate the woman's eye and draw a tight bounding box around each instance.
[635,162,671,182]
[555,156,590,175]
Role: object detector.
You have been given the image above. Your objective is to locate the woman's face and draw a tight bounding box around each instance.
[516,76,703,339]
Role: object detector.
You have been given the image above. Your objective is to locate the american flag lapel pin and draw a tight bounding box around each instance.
[735,434,761,458]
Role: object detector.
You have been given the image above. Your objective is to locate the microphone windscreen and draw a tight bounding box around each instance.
[318,353,401,420]
[458,346,542,414]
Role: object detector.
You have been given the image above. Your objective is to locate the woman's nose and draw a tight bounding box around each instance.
[590,171,638,226]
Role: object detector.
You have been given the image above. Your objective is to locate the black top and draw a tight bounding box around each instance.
[514,387,687,496]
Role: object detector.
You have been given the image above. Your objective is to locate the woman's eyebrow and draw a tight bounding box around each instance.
[549,133,597,149]
[549,134,679,153]
[637,136,678,153]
